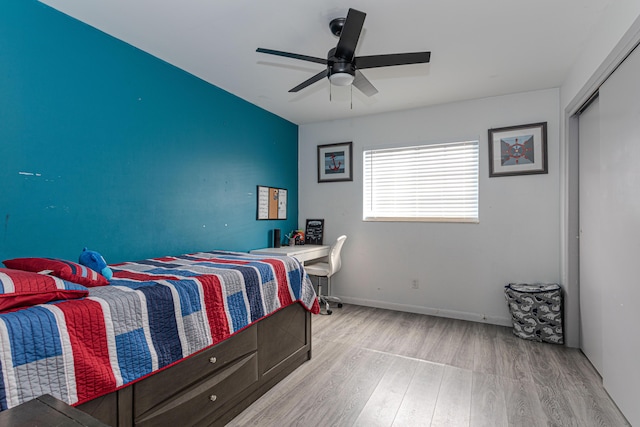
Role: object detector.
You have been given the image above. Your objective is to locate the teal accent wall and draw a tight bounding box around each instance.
[0,1,299,263]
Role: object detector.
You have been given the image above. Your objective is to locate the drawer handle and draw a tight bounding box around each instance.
[209,395,217,402]
[209,356,217,364]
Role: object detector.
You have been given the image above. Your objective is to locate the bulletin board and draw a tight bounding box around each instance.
[257,185,287,220]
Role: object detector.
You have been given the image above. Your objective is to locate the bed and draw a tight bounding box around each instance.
[0,250,319,426]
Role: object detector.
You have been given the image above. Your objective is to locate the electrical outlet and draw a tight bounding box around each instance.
[411,279,419,289]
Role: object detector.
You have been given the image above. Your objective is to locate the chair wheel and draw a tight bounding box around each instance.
[327,309,333,315]
[337,303,343,308]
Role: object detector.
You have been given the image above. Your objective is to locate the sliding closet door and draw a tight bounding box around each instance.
[597,44,640,426]
[578,96,603,375]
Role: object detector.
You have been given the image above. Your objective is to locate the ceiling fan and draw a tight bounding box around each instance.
[256,8,431,97]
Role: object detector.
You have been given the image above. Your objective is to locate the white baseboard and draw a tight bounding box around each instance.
[335,295,513,327]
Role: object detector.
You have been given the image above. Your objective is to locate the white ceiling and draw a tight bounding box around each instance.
[40,0,613,125]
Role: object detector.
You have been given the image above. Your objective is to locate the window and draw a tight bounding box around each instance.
[363,140,479,222]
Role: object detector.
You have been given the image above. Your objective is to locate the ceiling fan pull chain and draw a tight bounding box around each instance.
[350,84,353,110]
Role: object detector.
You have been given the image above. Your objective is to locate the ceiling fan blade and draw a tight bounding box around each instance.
[353,70,378,97]
[256,48,327,65]
[355,52,431,69]
[334,8,366,60]
[289,69,329,93]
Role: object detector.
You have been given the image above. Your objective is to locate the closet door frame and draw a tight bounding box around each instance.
[561,17,640,349]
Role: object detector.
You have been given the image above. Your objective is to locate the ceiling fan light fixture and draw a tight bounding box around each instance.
[329,72,355,86]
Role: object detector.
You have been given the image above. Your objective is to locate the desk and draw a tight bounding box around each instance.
[250,245,329,265]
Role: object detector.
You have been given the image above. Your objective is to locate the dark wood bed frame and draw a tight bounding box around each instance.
[76,303,312,426]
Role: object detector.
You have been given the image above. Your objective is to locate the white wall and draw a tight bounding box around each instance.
[299,88,560,327]
[560,1,640,112]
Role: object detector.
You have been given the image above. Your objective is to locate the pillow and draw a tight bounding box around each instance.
[0,268,89,312]
[2,257,109,287]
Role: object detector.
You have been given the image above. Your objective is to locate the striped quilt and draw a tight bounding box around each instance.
[0,251,319,410]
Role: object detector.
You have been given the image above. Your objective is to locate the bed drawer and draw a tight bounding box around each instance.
[133,324,258,419]
[134,351,258,427]
[259,302,310,379]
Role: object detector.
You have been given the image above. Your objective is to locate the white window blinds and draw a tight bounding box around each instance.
[363,140,479,222]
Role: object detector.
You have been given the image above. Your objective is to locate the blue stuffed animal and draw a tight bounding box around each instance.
[79,247,113,280]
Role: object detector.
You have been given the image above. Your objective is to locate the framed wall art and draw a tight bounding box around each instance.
[488,122,548,177]
[317,142,353,183]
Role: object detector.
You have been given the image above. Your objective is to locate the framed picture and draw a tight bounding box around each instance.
[304,219,324,245]
[317,142,353,182]
[488,122,548,177]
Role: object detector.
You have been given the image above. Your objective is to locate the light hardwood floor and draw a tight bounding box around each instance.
[228,304,629,426]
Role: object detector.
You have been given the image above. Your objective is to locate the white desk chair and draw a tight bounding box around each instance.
[305,235,347,315]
